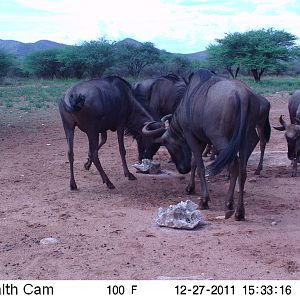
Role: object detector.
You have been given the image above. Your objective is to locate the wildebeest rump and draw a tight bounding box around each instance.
[133,74,187,161]
[59,75,155,190]
[143,69,261,221]
[186,91,271,195]
[274,90,300,176]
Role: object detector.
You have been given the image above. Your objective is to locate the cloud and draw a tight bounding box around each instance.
[1,0,299,53]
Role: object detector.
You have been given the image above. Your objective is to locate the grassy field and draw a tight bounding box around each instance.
[0,78,76,110]
[242,75,300,94]
[0,75,300,111]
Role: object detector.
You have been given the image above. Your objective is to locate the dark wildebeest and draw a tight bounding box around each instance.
[59,75,156,190]
[143,69,261,221]
[274,90,300,176]
[133,74,187,161]
[186,91,271,193]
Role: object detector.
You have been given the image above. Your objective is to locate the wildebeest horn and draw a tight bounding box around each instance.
[142,121,166,138]
[273,115,287,131]
[161,114,173,123]
[295,117,300,125]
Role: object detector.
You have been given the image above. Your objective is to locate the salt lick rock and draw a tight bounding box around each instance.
[156,200,203,229]
[133,159,161,174]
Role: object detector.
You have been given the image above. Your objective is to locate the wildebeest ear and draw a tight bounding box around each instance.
[161,114,173,123]
[273,126,286,131]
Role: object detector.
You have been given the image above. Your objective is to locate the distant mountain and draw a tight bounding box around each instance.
[117,38,207,61]
[0,38,207,61]
[0,39,67,58]
[175,51,208,60]
[116,38,142,47]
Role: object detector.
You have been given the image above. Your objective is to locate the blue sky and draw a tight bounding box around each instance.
[1,0,300,53]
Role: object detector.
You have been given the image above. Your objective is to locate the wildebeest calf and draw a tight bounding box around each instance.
[59,75,155,190]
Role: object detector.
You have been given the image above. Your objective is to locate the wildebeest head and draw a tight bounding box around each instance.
[274,115,300,162]
[142,115,192,174]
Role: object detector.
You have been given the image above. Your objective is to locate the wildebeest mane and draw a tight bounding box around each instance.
[184,72,223,127]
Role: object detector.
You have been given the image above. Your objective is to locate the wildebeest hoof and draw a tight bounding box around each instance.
[128,173,137,180]
[185,185,195,195]
[234,213,245,221]
[290,172,297,177]
[199,202,209,210]
[70,183,78,190]
[225,210,234,219]
[106,182,115,189]
[254,169,261,175]
[84,160,92,170]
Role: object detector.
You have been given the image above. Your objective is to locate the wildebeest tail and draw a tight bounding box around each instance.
[264,110,271,143]
[205,93,248,176]
[62,93,86,112]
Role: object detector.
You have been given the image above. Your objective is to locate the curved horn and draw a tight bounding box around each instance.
[279,115,288,129]
[273,115,288,131]
[295,117,300,125]
[142,121,166,138]
[161,114,173,123]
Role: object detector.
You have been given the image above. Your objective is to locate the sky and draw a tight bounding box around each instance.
[1,0,300,54]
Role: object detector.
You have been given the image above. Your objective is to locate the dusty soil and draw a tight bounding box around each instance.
[0,91,299,280]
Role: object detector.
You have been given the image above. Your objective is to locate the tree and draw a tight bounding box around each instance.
[0,49,15,77]
[207,32,244,78]
[116,42,161,76]
[58,45,88,79]
[168,56,193,77]
[79,39,115,78]
[58,39,115,79]
[207,28,299,81]
[239,29,298,81]
[22,48,63,78]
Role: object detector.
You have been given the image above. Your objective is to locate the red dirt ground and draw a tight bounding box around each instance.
[0,91,299,280]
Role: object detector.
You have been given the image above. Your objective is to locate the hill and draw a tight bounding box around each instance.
[0,39,67,58]
[175,50,208,60]
[0,38,207,61]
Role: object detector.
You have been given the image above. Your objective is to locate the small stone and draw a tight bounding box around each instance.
[46,143,51,146]
[271,221,277,226]
[248,178,256,183]
[215,215,225,220]
[40,237,60,245]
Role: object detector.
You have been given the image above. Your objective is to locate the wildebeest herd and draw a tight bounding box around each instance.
[59,69,300,221]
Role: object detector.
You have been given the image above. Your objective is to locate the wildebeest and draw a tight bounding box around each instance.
[185,91,271,194]
[143,69,261,221]
[274,90,300,176]
[59,75,156,190]
[133,74,187,161]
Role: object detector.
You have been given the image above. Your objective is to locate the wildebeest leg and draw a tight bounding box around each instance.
[224,158,239,219]
[235,157,247,221]
[186,157,197,194]
[84,132,107,170]
[186,136,210,209]
[254,126,266,175]
[88,133,115,189]
[291,159,298,177]
[61,120,77,190]
[136,136,146,162]
[234,130,258,220]
[117,128,137,180]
